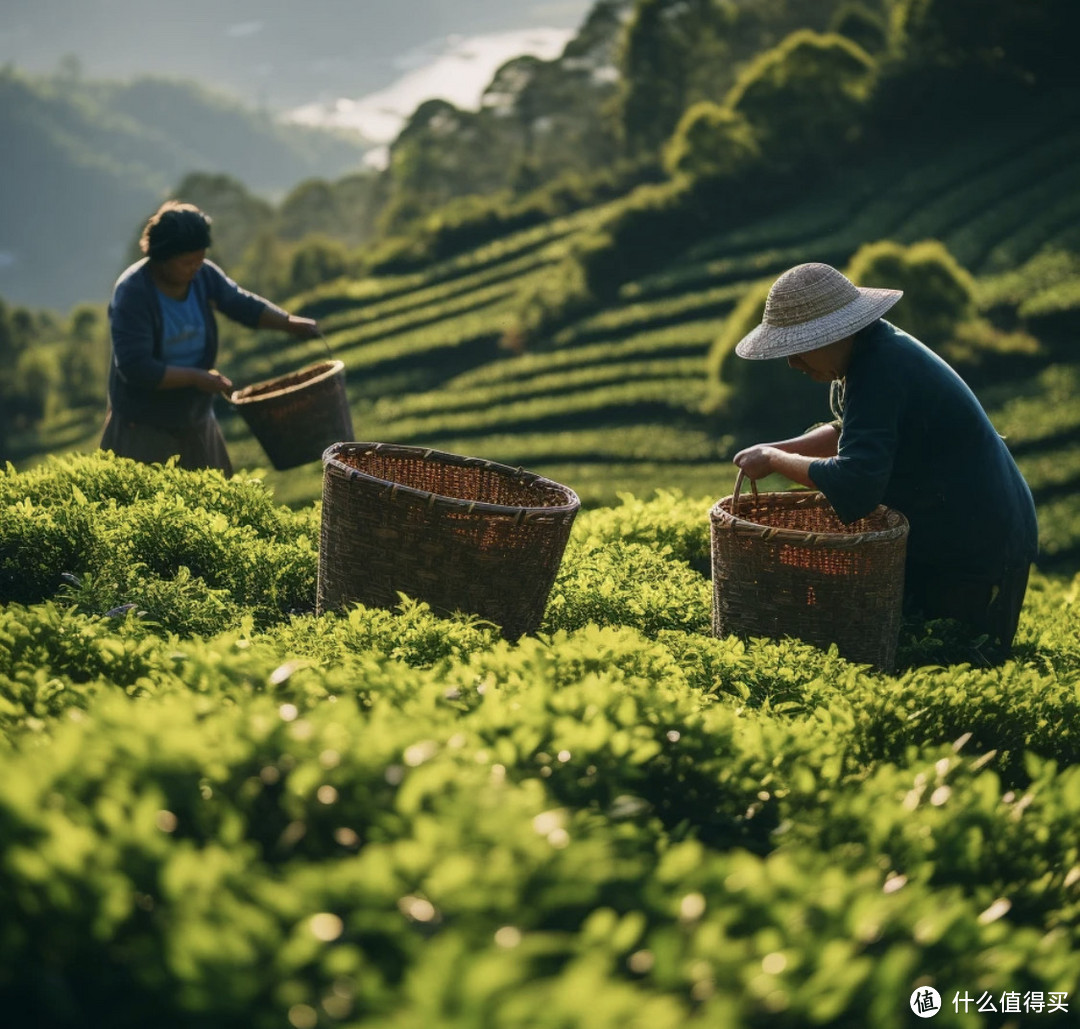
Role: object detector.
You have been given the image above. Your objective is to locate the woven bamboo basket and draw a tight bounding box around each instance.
[229,359,353,470]
[317,442,580,638]
[710,471,909,670]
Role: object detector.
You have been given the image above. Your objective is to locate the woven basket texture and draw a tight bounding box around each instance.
[230,360,353,470]
[710,477,909,669]
[317,442,580,639]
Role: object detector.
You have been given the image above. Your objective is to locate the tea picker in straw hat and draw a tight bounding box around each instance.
[732,262,1038,662]
[100,201,322,476]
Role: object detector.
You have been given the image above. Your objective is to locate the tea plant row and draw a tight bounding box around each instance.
[2,456,1080,1026]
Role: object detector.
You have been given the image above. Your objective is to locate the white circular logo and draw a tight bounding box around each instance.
[910,987,942,1018]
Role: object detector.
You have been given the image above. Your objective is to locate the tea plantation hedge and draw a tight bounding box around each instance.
[2,454,1079,1027]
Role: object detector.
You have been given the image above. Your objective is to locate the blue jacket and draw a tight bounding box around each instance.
[809,320,1038,581]
[107,258,285,429]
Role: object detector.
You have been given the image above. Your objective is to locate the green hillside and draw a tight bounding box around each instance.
[0,67,368,310]
[17,74,1080,576]
[208,86,1078,571]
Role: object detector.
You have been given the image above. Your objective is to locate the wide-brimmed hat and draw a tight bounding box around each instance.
[735,263,902,360]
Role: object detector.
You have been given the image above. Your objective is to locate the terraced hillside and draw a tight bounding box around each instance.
[23,89,1080,569]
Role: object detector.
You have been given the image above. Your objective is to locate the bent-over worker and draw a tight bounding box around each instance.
[732,262,1037,662]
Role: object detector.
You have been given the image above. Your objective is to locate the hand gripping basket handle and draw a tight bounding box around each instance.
[731,469,759,519]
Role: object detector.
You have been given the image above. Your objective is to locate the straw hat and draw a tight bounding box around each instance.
[735,263,902,360]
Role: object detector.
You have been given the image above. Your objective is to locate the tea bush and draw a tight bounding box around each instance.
[2,454,1080,1027]
[0,454,317,634]
[575,491,711,569]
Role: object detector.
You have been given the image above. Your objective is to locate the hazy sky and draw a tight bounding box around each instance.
[0,0,593,108]
[289,26,574,152]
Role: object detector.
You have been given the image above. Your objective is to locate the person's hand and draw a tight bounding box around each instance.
[194,368,234,394]
[733,444,777,480]
[286,315,320,339]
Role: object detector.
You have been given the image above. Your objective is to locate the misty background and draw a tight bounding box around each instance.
[0,0,593,309]
[0,0,591,108]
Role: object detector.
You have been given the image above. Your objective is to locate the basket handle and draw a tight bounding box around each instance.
[731,469,759,519]
[224,330,336,405]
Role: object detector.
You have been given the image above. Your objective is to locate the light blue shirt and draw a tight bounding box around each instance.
[109,258,284,428]
[157,287,206,367]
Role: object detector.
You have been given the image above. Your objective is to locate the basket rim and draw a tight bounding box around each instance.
[710,488,909,547]
[228,359,345,406]
[323,441,581,517]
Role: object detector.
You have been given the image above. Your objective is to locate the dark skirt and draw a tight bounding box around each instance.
[904,561,1031,661]
[100,410,233,477]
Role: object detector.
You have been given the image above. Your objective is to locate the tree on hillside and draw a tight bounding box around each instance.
[276,173,382,248]
[0,299,18,459]
[380,100,509,235]
[275,179,340,242]
[286,236,354,296]
[891,0,1080,85]
[62,304,108,408]
[484,50,622,196]
[830,2,888,53]
[232,229,293,305]
[663,102,759,179]
[498,0,630,186]
[725,30,877,173]
[157,172,275,273]
[845,239,974,347]
[0,300,60,459]
[617,0,734,156]
[617,0,860,159]
[12,349,55,426]
[377,5,633,235]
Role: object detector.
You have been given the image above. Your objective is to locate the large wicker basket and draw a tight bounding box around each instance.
[229,360,353,470]
[317,442,580,638]
[710,472,909,669]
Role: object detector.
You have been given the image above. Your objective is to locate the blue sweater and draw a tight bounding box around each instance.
[107,258,286,429]
[809,320,1038,581]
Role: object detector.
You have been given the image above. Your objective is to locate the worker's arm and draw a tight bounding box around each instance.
[733,446,819,489]
[735,423,839,462]
[157,366,233,393]
[732,422,839,488]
